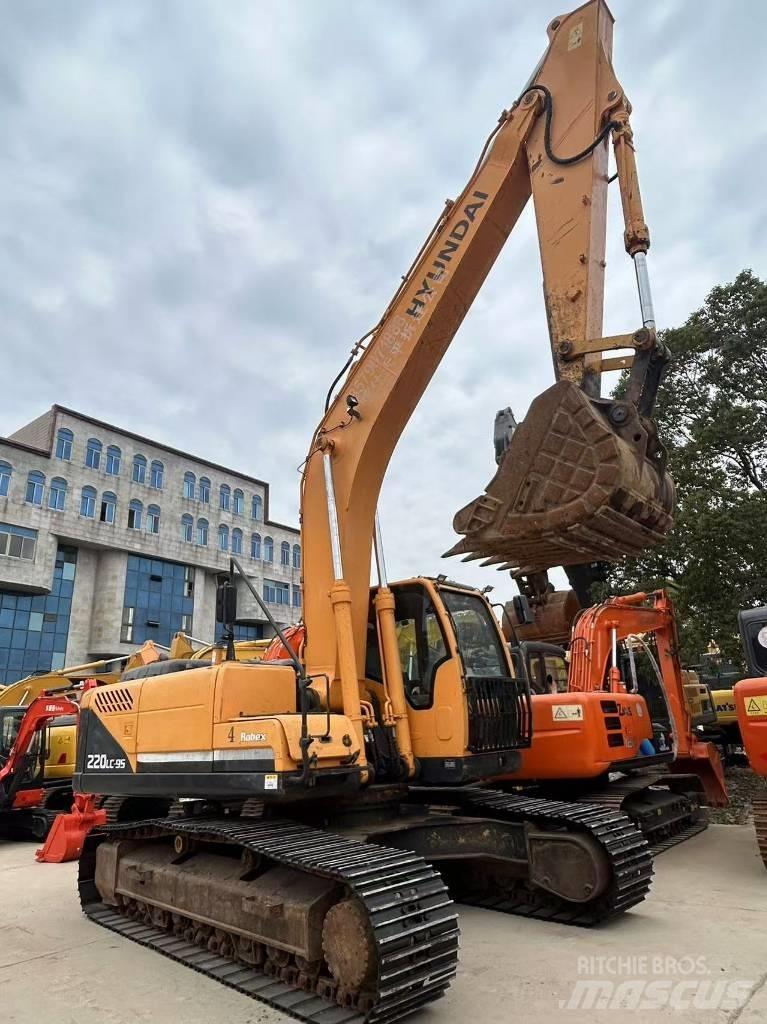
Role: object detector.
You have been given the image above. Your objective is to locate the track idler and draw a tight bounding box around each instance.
[446,380,674,573]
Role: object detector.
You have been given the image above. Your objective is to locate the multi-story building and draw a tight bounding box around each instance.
[0,406,302,685]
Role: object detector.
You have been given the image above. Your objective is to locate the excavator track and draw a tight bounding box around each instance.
[564,775,707,857]
[79,815,460,1024]
[753,797,767,870]
[446,788,653,925]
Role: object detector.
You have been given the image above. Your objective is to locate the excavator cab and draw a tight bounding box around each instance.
[509,641,569,695]
[364,578,532,785]
[0,706,45,795]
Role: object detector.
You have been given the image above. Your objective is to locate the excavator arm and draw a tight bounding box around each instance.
[300,1,673,704]
[567,590,727,805]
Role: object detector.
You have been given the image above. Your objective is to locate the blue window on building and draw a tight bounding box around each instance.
[0,545,76,685]
[231,528,243,555]
[106,445,121,475]
[218,524,229,552]
[263,536,274,563]
[132,454,147,484]
[128,499,143,530]
[233,489,244,515]
[49,477,67,511]
[197,518,208,546]
[0,523,37,561]
[251,533,261,559]
[181,514,193,543]
[184,471,196,499]
[150,460,164,489]
[264,579,289,605]
[0,461,11,498]
[26,471,45,506]
[280,541,290,566]
[251,494,263,520]
[146,504,161,534]
[293,585,302,608]
[220,484,230,511]
[292,544,301,569]
[100,491,117,524]
[85,438,102,470]
[233,623,264,641]
[56,428,73,461]
[199,477,210,503]
[79,486,96,518]
[121,555,194,648]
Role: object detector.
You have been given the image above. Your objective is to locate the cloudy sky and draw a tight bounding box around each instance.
[1,1,764,602]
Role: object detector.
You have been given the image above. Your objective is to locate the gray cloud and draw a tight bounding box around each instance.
[1,0,764,602]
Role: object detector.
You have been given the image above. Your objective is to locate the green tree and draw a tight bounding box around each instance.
[603,269,767,664]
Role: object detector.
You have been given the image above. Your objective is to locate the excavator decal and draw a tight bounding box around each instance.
[406,191,489,318]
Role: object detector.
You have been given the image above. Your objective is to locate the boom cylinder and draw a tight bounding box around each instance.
[372,512,415,777]
[374,588,416,778]
[322,451,368,776]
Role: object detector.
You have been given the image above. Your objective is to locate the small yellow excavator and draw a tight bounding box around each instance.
[74,3,676,1021]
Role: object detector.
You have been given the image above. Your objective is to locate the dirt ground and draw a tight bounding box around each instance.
[709,765,767,825]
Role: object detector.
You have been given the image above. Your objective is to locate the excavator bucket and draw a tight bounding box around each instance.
[502,589,581,646]
[35,794,106,863]
[672,742,729,809]
[447,380,674,573]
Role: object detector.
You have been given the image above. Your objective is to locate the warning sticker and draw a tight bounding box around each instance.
[553,705,584,722]
[745,696,767,717]
[264,773,279,790]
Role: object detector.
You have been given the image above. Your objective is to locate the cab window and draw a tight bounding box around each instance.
[528,654,546,693]
[441,589,508,678]
[544,655,569,693]
[0,710,23,758]
[394,589,448,708]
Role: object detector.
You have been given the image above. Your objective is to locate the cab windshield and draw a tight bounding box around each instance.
[441,589,509,678]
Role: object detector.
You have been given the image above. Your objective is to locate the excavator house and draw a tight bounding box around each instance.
[74,3,675,1021]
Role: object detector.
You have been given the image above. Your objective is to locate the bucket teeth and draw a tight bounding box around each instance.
[450,381,674,572]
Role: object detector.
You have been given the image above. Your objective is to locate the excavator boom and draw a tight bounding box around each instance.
[302,0,673,693]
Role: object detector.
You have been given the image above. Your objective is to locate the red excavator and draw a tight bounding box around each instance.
[501,590,727,852]
[0,694,81,840]
[0,690,105,857]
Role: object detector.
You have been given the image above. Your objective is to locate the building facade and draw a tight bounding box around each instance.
[0,406,302,685]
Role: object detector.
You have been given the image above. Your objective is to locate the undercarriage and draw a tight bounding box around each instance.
[513,771,709,856]
[80,786,652,1023]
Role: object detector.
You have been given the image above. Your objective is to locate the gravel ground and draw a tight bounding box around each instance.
[710,765,767,825]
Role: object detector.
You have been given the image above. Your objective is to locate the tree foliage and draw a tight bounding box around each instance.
[603,269,767,664]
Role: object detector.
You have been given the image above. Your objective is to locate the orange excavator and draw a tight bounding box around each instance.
[733,606,767,868]
[501,590,727,852]
[73,4,677,1021]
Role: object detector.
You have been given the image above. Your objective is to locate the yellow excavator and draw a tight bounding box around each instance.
[74,3,675,1020]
